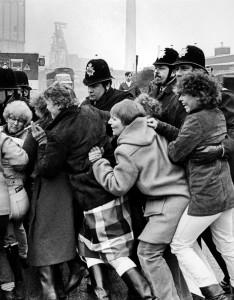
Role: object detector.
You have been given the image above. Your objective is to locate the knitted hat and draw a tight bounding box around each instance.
[83,59,114,86]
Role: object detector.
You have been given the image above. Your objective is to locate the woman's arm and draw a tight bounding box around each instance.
[92,148,139,197]
[168,115,203,163]
[2,134,28,170]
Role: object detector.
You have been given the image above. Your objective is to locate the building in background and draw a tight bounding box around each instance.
[205,43,234,74]
[0,0,25,52]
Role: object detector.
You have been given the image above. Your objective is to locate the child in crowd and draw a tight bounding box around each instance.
[169,72,234,300]
[89,97,191,300]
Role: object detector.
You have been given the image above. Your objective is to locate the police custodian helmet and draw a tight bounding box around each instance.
[0,68,19,90]
[153,48,178,66]
[83,59,114,86]
[173,45,207,72]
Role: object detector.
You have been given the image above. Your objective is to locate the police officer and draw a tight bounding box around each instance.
[14,71,38,121]
[82,58,133,124]
[0,68,19,125]
[14,71,32,102]
[148,47,187,129]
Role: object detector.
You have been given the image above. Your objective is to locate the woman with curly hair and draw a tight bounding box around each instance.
[169,73,234,300]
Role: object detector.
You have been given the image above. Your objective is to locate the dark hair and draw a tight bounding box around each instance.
[175,73,222,108]
[110,99,146,126]
[100,79,112,90]
[135,93,162,118]
[125,71,132,77]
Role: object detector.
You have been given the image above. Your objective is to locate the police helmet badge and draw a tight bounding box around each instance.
[86,63,95,77]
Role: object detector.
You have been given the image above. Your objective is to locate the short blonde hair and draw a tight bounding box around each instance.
[110,99,146,126]
[3,100,32,124]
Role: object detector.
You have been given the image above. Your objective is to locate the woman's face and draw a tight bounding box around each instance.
[108,115,125,136]
[34,107,44,119]
[179,94,198,113]
[46,99,61,119]
[7,114,26,134]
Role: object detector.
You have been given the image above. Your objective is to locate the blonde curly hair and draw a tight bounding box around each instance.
[3,100,32,124]
[135,93,162,118]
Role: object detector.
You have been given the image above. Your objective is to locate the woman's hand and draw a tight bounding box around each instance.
[147,118,158,130]
[31,121,47,144]
[88,146,103,163]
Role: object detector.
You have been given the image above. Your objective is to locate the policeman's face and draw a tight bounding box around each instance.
[154,65,170,85]
[175,65,194,78]
[88,83,105,101]
[0,90,6,104]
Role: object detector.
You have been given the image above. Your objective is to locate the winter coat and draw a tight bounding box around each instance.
[27,170,76,266]
[0,132,28,215]
[168,108,234,216]
[156,78,187,129]
[156,89,234,182]
[119,81,141,98]
[24,113,76,266]
[35,105,115,212]
[92,117,190,243]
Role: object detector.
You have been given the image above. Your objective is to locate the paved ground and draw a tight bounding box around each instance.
[1,242,233,300]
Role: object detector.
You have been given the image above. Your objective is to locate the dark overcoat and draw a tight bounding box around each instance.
[24,114,76,266]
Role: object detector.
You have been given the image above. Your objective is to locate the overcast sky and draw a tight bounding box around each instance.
[25,0,234,70]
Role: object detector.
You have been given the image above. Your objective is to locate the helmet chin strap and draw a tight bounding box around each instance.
[163,67,175,86]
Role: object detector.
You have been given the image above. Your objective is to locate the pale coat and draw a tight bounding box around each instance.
[92,117,190,243]
[0,132,28,215]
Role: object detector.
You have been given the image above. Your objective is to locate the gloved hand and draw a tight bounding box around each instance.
[147,118,158,129]
[190,144,225,164]
[88,146,104,163]
[31,121,47,144]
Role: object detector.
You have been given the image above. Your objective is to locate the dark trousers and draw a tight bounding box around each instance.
[0,215,14,285]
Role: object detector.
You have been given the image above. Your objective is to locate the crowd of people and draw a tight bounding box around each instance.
[0,44,234,300]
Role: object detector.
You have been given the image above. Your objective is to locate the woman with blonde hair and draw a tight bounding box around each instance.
[0,130,28,300]
[1,100,32,300]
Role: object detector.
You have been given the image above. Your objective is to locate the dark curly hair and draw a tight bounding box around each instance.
[175,73,222,108]
[135,93,162,118]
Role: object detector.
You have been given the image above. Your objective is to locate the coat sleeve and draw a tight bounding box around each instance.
[156,120,180,142]
[92,148,139,197]
[36,133,67,178]
[219,91,234,154]
[168,115,203,163]
[2,135,28,170]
